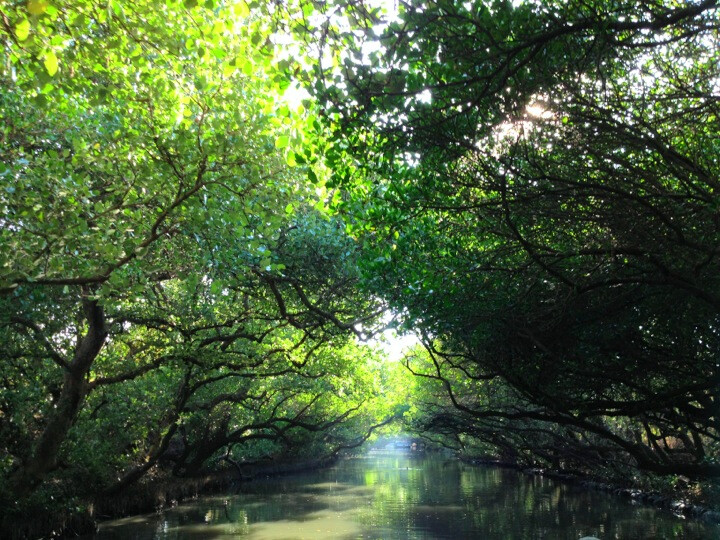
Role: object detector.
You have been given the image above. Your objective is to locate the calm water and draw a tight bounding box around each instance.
[90,450,720,539]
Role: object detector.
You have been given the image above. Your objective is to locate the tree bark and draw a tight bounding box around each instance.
[9,297,107,498]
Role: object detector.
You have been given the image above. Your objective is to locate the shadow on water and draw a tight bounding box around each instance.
[88,450,720,539]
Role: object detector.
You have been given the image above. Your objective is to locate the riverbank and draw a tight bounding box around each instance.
[460,456,720,526]
[2,455,338,539]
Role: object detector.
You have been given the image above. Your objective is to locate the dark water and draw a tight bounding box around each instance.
[90,450,720,539]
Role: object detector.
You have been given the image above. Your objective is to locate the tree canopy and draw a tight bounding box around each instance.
[1,0,719,536]
[307,0,720,483]
[0,1,408,534]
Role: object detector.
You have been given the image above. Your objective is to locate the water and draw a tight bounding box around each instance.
[90,450,720,539]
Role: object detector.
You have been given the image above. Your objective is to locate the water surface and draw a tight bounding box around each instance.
[91,450,719,539]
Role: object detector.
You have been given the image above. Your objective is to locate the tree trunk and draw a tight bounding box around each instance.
[10,298,107,498]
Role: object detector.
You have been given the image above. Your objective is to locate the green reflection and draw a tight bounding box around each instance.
[89,451,720,539]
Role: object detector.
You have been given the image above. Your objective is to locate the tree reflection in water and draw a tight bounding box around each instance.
[91,450,719,539]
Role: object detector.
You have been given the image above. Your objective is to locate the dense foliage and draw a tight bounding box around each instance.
[308,0,720,489]
[0,1,407,535]
[1,0,719,535]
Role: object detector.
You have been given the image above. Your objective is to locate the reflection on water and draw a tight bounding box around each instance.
[89,451,720,539]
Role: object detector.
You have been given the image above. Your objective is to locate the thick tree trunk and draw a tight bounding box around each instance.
[173,431,229,477]
[9,298,107,498]
[103,374,193,496]
[102,423,180,496]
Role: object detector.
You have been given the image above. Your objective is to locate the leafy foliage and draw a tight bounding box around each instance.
[2,0,720,535]
[309,0,720,485]
[0,2,403,535]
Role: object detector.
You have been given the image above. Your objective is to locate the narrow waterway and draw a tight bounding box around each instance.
[90,450,719,539]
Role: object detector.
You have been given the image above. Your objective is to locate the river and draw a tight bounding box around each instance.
[89,449,720,539]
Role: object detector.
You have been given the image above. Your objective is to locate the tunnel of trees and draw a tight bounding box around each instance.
[1,0,718,536]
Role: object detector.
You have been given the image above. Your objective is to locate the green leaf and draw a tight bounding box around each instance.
[274,135,289,148]
[43,51,58,76]
[15,19,31,42]
[27,0,49,16]
[234,2,250,17]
